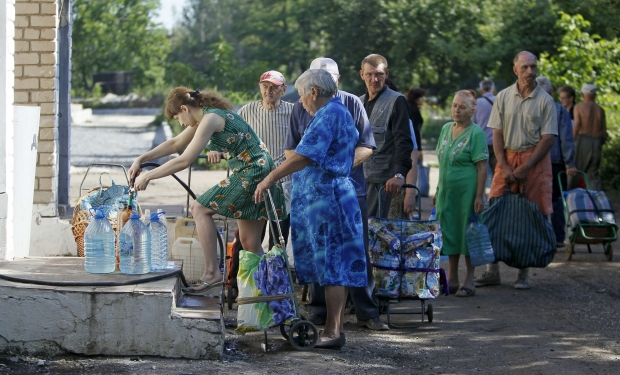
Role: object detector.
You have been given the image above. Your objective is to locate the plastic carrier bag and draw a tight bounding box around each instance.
[466,215,495,267]
[236,246,295,333]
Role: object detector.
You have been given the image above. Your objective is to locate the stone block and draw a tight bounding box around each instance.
[40,53,56,65]
[37,152,58,165]
[15,3,39,14]
[40,3,57,15]
[14,15,29,28]
[24,66,55,78]
[40,102,56,115]
[33,190,54,203]
[39,127,57,141]
[30,16,56,28]
[39,115,56,128]
[31,90,55,103]
[24,28,40,39]
[31,41,55,52]
[14,52,39,65]
[40,28,56,39]
[14,66,23,78]
[38,176,54,190]
[14,91,29,103]
[37,140,56,153]
[35,165,55,178]
[14,78,39,90]
[14,28,23,39]
[15,40,30,52]
[40,78,56,90]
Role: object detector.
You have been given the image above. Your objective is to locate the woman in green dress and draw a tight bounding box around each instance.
[130,87,285,294]
[433,90,488,297]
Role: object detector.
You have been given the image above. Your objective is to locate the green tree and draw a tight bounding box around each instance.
[71,0,170,95]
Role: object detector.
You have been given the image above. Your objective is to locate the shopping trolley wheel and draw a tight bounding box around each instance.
[604,243,613,262]
[566,243,573,261]
[289,321,318,350]
[426,304,433,323]
[280,323,291,340]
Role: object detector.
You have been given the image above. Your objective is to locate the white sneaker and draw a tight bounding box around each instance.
[514,269,530,290]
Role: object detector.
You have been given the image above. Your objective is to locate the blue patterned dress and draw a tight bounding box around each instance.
[290,97,367,287]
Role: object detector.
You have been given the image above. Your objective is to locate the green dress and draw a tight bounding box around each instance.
[196,107,286,221]
[435,122,488,255]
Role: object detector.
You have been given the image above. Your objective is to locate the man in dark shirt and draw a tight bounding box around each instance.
[359,54,414,218]
[285,57,387,331]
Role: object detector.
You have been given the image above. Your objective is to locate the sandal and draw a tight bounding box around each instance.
[182,280,224,296]
[448,284,459,295]
[455,287,476,297]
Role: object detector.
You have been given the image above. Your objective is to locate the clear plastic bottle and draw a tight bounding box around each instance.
[84,208,116,274]
[148,211,168,271]
[142,209,151,226]
[119,212,152,274]
[466,215,495,267]
[429,207,437,220]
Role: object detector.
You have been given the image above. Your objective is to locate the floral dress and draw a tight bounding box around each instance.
[435,122,488,255]
[196,108,286,221]
[290,98,367,287]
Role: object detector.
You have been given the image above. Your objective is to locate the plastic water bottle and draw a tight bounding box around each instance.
[466,215,495,267]
[83,208,116,274]
[119,212,151,274]
[142,209,151,225]
[429,207,437,220]
[148,211,168,271]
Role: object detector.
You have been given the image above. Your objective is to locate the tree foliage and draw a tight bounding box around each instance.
[71,0,170,95]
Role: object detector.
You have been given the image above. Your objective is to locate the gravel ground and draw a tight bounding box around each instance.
[6,166,616,374]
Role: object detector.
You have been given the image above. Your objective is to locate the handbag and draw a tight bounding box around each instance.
[482,185,556,268]
[466,215,495,267]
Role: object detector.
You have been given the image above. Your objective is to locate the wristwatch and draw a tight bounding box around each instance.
[394,173,405,180]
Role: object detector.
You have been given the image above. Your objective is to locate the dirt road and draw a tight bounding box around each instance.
[3,165,617,374]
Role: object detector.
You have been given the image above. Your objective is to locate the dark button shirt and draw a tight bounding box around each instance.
[362,86,413,176]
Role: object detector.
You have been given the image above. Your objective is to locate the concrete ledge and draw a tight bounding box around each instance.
[0,258,224,359]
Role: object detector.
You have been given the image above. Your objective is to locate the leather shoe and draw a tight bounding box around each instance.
[357,317,389,330]
[315,333,345,349]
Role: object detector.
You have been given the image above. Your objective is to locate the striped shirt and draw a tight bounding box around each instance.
[237,100,294,181]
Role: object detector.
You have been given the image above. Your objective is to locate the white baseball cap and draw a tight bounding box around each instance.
[581,83,597,95]
[309,57,340,82]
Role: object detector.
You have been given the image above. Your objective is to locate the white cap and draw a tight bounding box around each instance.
[581,83,597,96]
[310,57,340,82]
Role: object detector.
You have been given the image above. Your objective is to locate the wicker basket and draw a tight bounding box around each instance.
[72,186,139,257]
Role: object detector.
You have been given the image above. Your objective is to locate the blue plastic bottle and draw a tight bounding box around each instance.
[119,212,151,274]
[466,215,495,267]
[429,207,437,220]
[83,208,116,274]
[148,211,168,271]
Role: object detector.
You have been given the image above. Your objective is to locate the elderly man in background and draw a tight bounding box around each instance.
[475,51,557,290]
[568,84,607,191]
[472,79,497,173]
[536,76,577,248]
[285,57,387,331]
[236,70,293,247]
[359,54,415,218]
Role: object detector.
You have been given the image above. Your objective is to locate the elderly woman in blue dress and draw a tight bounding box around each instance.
[255,69,367,349]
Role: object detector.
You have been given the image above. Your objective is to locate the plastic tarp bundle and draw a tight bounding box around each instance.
[236,246,295,333]
[368,219,445,299]
[565,188,617,228]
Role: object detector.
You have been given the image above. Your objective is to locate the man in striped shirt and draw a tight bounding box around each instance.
[238,70,294,247]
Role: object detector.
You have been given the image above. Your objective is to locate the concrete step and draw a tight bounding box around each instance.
[0,257,224,359]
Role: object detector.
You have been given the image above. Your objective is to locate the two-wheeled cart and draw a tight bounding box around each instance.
[369,184,447,328]
[559,171,617,261]
[235,189,318,351]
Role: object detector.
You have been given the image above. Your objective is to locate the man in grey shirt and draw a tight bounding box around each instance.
[472,79,497,172]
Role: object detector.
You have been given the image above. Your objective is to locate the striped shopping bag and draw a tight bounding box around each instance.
[482,187,556,268]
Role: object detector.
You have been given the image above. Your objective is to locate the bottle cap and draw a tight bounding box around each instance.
[94,208,105,219]
[150,212,164,221]
[130,212,140,219]
[470,215,478,222]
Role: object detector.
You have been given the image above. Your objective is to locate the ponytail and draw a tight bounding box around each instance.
[165,87,233,119]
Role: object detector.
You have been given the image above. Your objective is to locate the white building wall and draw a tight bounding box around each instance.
[1,0,16,261]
